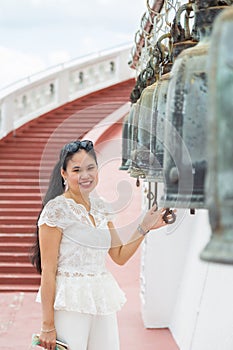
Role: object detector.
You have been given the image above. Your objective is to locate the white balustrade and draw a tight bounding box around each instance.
[0,44,134,140]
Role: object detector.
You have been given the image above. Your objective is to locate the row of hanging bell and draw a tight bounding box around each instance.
[119,42,162,174]
[130,37,165,182]
[145,2,197,184]
[200,5,233,264]
[125,1,197,186]
[129,44,163,183]
[137,2,197,219]
[161,0,230,210]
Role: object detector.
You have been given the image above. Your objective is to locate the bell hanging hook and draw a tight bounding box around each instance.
[146,0,164,33]
[164,0,177,28]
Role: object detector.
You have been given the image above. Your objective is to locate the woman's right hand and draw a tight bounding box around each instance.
[39,329,57,350]
[141,204,176,232]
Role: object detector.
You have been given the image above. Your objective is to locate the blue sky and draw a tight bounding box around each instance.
[0,0,146,88]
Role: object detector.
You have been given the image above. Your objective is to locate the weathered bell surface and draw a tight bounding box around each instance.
[130,46,162,180]
[134,81,158,178]
[145,66,170,183]
[200,6,233,264]
[128,101,144,178]
[119,104,139,171]
[119,112,130,170]
[162,0,229,209]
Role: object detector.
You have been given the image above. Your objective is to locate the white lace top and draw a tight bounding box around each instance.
[36,195,126,315]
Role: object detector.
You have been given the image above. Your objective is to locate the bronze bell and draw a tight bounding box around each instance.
[138,35,172,182]
[133,81,159,179]
[162,0,229,209]
[128,101,142,178]
[129,44,162,180]
[131,34,172,181]
[119,111,130,171]
[119,102,140,171]
[200,5,233,264]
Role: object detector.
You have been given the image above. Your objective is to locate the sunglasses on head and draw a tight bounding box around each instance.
[64,140,94,153]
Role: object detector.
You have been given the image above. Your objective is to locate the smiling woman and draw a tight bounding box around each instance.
[61,141,99,216]
[30,138,175,350]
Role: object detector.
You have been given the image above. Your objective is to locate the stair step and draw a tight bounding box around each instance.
[0,225,35,233]
[0,159,40,165]
[0,242,33,253]
[0,217,37,225]
[0,262,35,273]
[0,186,45,193]
[0,164,50,172]
[0,200,41,209]
[0,178,48,184]
[0,185,41,193]
[0,193,41,200]
[27,123,103,132]
[0,252,31,263]
[0,208,40,215]
[0,145,44,151]
[0,233,35,243]
[0,174,40,180]
[0,273,40,285]
[0,284,39,292]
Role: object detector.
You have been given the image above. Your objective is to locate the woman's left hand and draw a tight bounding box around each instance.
[140,204,176,232]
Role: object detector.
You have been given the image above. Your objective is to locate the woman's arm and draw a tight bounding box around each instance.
[38,224,62,350]
[108,205,173,265]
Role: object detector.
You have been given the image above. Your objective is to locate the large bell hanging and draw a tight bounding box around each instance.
[162,0,229,209]
[135,34,171,183]
[131,3,197,183]
[119,111,130,171]
[132,78,159,179]
[127,100,141,177]
[200,6,233,264]
[147,2,197,183]
[119,102,139,171]
[130,45,162,180]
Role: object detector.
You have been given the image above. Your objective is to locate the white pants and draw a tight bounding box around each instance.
[54,310,120,350]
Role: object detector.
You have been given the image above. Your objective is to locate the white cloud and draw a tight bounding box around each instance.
[47,50,71,66]
[0,46,45,89]
[0,0,146,88]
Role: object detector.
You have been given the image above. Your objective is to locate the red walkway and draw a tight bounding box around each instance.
[0,252,178,350]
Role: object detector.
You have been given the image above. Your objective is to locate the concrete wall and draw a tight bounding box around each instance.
[0,45,134,140]
[140,185,233,349]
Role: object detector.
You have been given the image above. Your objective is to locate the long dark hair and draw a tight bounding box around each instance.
[30,140,97,274]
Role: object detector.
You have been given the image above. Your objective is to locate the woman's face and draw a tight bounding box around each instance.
[61,149,98,198]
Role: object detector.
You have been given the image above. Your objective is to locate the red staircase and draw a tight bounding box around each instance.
[0,79,134,292]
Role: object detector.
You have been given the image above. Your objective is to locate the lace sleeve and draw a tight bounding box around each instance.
[38,197,68,229]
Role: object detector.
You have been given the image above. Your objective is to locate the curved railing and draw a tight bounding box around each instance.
[0,44,134,140]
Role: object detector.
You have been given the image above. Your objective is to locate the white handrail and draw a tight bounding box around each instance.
[0,44,135,140]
